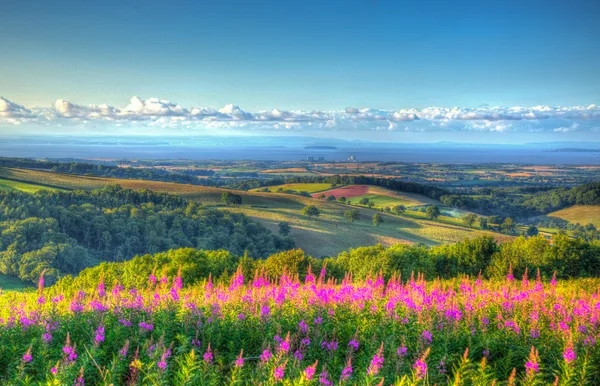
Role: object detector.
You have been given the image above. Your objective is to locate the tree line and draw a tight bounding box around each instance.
[54,234,600,293]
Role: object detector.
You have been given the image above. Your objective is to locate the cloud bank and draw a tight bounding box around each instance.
[0,95,598,136]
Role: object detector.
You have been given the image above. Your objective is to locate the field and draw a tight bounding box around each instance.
[0,167,510,256]
[0,273,597,385]
[0,176,66,193]
[252,183,333,193]
[0,273,31,291]
[540,205,600,227]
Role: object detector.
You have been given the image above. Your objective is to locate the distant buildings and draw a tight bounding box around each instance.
[307,156,315,161]
[348,155,357,161]
[317,156,325,161]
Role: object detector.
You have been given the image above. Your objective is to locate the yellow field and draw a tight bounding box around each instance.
[543,205,600,227]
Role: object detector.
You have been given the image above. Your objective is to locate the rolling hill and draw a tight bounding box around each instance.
[0,167,512,257]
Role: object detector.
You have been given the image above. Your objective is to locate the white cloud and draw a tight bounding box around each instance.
[0,95,599,136]
[0,96,32,118]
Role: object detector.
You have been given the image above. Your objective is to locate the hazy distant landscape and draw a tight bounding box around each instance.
[3,136,600,164]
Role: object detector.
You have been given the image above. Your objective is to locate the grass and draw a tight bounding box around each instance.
[0,273,31,291]
[0,176,66,193]
[252,183,334,193]
[340,186,438,208]
[1,167,510,256]
[538,205,600,227]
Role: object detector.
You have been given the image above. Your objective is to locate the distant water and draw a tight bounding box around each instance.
[1,143,600,164]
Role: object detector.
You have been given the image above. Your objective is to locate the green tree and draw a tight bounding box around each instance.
[372,213,383,227]
[463,213,478,228]
[393,205,406,214]
[302,205,320,218]
[344,209,360,223]
[327,195,337,202]
[359,198,370,205]
[367,202,375,208]
[526,225,539,237]
[278,222,291,236]
[426,205,441,220]
[337,196,346,203]
[479,217,488,229]
[221,192,242,207]
[501,218,516,234]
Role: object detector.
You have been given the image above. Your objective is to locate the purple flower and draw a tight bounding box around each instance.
[139,322,153,331]
[348,339,359,351]
[319,369,332,385]
[341,364,353,380]
[94,326,105,344]
[564,346,576,364]
[304,362,318,381]
[414,359,427,380]
[157,360,167,371]
[22,352,32,363]
[397,345,408,357]
[367,344,384,376]
[421,330,433,344]
[298,320,308,334]
[260,348,273,362]
[203,344,213,364]
[43,333,53,344]
[274,365,285,381]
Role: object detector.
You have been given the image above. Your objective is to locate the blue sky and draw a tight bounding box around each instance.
[1,0,599,142]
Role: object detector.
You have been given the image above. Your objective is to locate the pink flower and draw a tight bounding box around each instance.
[367,343,384,376]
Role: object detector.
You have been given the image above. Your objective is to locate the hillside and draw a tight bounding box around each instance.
[0,167,512,257]
[538,205,600,228]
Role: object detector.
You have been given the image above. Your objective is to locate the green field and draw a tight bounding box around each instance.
[346,186,438,208]
[252,183,334,193]
[541,205,600,227]
[0,273,31,291]
[0,176,66,193]
[0,167,511,257]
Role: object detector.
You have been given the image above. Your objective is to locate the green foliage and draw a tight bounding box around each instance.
[220,191,242,206]
[372,213,383,227]
[0,186,292,284]
[301,205,320,218]
[463,213,478,228]
[278,222,291,236]
[426,205,441,220]
[344,209,360,223]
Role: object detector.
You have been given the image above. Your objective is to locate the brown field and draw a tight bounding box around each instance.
[536,205,600,228]
[261,168,309,173]
[311,185,369,199]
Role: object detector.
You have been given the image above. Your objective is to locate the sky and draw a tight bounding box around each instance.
[1,0,599,143]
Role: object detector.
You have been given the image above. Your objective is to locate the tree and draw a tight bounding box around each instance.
[359,198,370,205]
[278,222,291,236]
[317,194,326,200]
[344,209,360,223]
[463,213,478,228]
[393,205,406,214]
[302,205,320,218]
[221,192,242,207]
[479,217,488,229]
[501,218,516,234]
[367,202,375,208]
[526,225,539,237]
[337,196,347,203]
[372,213,383,227]
[426,205,441,220]
[327,195,336,202]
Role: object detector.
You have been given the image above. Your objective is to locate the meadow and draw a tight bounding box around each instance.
[0,176,65,193]
[540,205,600,228]
[253,183,334,194]
[1,271,598,385]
